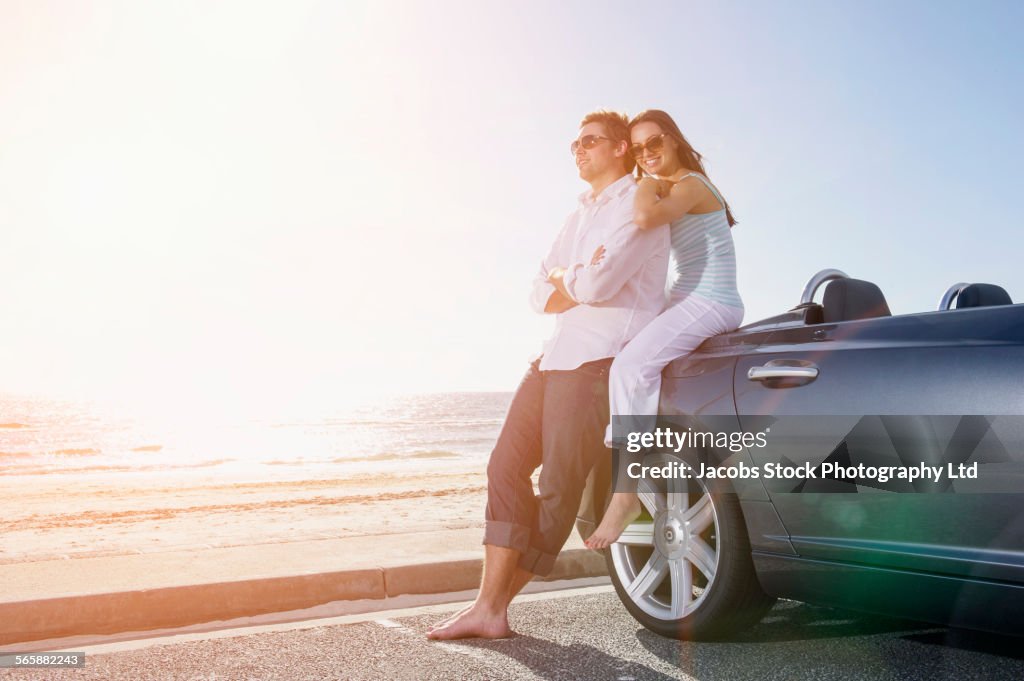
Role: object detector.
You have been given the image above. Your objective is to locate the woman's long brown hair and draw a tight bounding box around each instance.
[630,109,737,227]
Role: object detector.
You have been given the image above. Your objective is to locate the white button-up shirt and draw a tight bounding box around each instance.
[529,173,669,371]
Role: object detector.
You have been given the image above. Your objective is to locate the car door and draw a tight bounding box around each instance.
[734,304,1024,583]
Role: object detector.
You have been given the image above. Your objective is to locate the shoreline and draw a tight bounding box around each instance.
[0,465,490,565]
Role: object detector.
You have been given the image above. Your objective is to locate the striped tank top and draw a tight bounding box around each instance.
[666,173,743,309]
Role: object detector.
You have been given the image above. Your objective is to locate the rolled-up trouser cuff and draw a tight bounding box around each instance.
[483,522,559,576]
[517,545,559,577]
[483,520,532,553]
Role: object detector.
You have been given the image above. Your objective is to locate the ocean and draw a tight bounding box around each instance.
[0,392,512,479]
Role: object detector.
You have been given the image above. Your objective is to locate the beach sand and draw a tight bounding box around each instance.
[0,465,491,565]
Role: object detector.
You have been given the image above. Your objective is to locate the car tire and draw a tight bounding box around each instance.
[603,452,776,640]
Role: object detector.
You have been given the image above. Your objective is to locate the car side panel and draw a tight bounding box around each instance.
[754,553,1024,636]
[734,305,1024,585]
[661,337,797,556]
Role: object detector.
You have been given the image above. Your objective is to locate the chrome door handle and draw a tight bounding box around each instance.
[747,366,819,381]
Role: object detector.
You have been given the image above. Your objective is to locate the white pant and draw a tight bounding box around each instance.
[605,293,744,446]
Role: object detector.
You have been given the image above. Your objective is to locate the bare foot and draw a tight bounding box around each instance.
[585,493,642,550]
[426,605,472,635]
[426,605,513,640]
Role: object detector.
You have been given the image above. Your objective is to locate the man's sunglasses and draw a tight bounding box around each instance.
[570,134,611,155]
[629,133,670,159]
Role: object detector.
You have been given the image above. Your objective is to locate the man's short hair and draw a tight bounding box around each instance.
[579,109,635,174]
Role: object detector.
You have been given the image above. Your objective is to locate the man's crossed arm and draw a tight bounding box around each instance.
[529,202,664,315]
[544,245,605,312]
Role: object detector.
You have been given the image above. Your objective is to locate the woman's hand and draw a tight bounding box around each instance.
[634,175,703,229]
[590,245,606,266]
[638,176,661,194]
[638,177,673,198]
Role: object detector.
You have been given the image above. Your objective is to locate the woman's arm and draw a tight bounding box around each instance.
[633,176,706,230]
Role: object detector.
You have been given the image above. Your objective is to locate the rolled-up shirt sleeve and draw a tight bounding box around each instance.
[562,203,665,305]
[529,266,558,313]
[528,215,576,313]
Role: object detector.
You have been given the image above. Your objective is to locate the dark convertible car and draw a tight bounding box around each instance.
[577,269,1024,639]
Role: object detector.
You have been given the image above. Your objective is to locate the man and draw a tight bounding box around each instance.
[428,110,668,640]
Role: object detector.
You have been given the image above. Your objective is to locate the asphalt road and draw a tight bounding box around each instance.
[7,586,1024,681]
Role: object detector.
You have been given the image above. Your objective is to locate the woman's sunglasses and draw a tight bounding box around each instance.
[570,134,611,155]
[629,133,670,159]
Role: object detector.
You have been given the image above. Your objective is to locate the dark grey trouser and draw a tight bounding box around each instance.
[484,357,612,576]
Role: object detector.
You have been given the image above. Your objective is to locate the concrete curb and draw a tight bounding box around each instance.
[0,549,608,646]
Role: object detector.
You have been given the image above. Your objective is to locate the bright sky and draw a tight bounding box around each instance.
[2,1,1022,415]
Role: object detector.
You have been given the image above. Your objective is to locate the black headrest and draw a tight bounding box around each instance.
[955,283,1012,309]
[823,278,891,323]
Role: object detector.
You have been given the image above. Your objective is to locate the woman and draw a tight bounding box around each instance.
[585,110,745,550]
